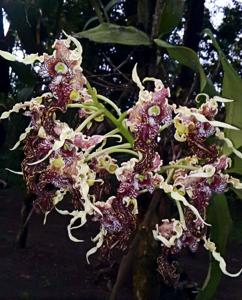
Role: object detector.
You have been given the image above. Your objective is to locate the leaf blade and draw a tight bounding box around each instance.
[75,23,151,45]
[204,28,242,152]
[159,0,185,36]
[154,39,215,93]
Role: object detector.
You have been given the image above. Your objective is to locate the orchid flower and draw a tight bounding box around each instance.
[1,35,242,286]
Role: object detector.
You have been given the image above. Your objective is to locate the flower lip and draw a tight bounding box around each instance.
[148,105,161,117]
[54,62,68,74]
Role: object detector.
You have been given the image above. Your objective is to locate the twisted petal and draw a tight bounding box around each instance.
[0,50,43,64]
[55,208,87,242]
[132,63,144,91]
[153,220,183,248]
[216,129,242,159]
[10,126,33,150]
[86,228,106,264]
[188,165,216,178]
[170,190,210,226]
[204,237,242,277]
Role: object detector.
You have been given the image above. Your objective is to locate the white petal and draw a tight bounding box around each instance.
[132,63,144,91]
[27,149,53,166]
[0,50,17,61]
[153,221,183,248]
[63,31,83,63]
[5,168,23,175]
[228,177,242,189]
[213,96,234,103]
[86,228,106,264]
[170,191,210,226]
[215,129,242,159]
[209,120,238,130]
[10,126,33,150]
[0,49,43,64]
[204,237,242,277]
[188,165,216,178]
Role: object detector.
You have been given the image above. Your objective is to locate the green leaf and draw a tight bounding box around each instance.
[159,0,185,36]
[196,194,232,300]
[227,153,242,175]
[154,39,215,93]
[231,188,242,201]
[75,23,151,45]
[204,29,242,152]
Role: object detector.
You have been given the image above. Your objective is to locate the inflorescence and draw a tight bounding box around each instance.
[1,34,242,285]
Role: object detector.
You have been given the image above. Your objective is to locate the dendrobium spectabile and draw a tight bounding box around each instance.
[1,33,242,285]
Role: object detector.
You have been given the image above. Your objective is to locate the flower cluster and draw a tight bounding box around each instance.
[1,34,242,285]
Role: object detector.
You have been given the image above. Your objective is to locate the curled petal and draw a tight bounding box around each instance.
[0,93,50,119]
[27,149,53,166]
[0,50,43,64]
[193,111,238,130]
[170,190,210,226]
[123,196,138,215]
[63,31,83,63]
[216,129,242,159]
[188,165,216,178]
[174,106,238,130]
[161,182,173,193]
[1,102,32,119]
[143,77,164,91]
[228,177,242,189]
[43,189,67,224]
[115,158,138,182]
[55,208,87,242]
[86,228,106,264]
[10,126,33,150]
[132,63,144,91]
[153,220,183,248]
[204,237,242,277]
[195,93,210,103]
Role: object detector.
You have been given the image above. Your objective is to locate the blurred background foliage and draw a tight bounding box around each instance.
[0,0,242,299]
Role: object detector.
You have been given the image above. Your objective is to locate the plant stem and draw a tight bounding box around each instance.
[86,81,134,145]
[67,103,98,111]
[108,149,139,157]
[75,110,103,132]
[166,169,174,183]
[86,143,132,160]
[101,105,133,145]
[97,94,121,116]
[175,199,186,227]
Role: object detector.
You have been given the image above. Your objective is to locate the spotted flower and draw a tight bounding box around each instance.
[1,35,242,288]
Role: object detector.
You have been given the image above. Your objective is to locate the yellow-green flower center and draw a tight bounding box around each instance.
[148,105,160,116]
[51,155,65,169]
[54,62,68,74]
[70,90,80,101]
